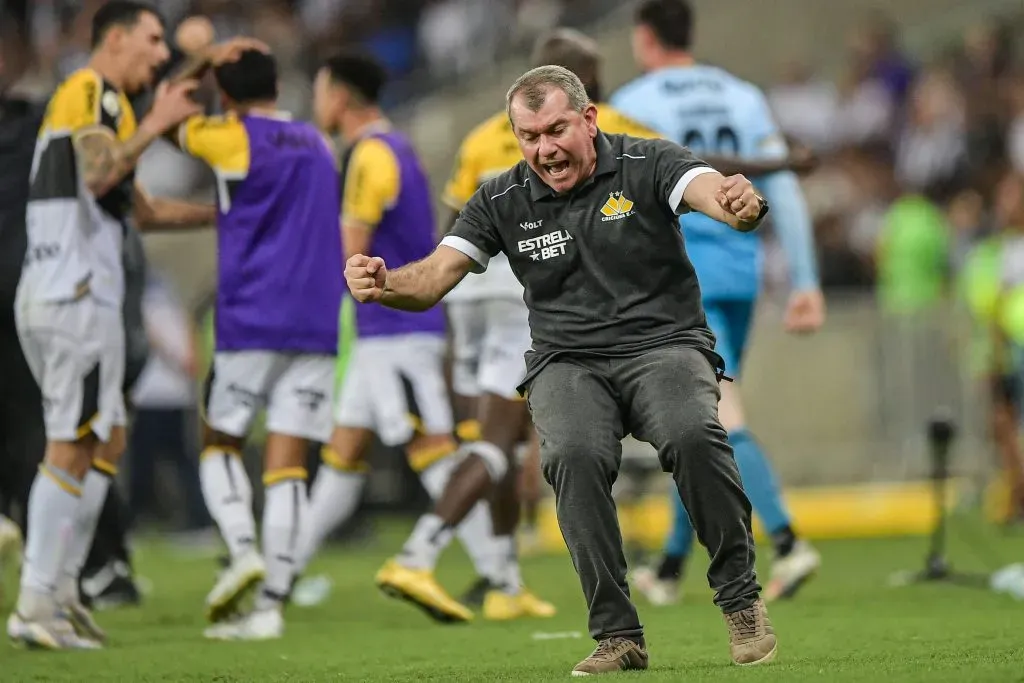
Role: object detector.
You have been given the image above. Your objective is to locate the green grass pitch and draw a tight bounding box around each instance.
[4,519,1023,682]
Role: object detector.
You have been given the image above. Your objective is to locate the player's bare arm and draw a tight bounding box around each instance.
[170,36,271,83]
[74,79,201,198]
[682,171,766,233]
[345,246,474,311]
[132,183,216,231]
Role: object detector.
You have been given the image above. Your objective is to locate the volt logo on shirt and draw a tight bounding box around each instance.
[600,192,635,221]
[518,229,574,261]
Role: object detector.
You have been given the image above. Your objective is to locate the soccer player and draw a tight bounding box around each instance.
[347,64,777,673]
[9,1,215,650]
[293,53,503,623]
[173,48,343,641]
[610,0,825,604]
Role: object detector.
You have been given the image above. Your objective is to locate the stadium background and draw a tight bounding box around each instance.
[3,0,1024,550]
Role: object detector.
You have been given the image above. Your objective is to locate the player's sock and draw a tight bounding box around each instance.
[656,553,686,581]
[296,449,367,572]
[417,455,504,586]
[729,429,797,556]
[198,447,256,560]
[493,535,523,595]
[398,514,454,571]
[18,465,82,617]
[255,468,308,611]
[58,459,116,603]
[663,488,695,578]
[457,504,505,585]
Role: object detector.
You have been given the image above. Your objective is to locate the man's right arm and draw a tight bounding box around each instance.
[377,246,477,311]
[73,80,200,198]
[74,123,164,198]
[354,185,504,310]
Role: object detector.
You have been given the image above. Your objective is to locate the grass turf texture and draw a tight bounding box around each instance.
[3,518,1022,682]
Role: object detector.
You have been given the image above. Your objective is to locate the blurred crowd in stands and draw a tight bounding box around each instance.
[1,0,601,108]
[764,13,1024,303]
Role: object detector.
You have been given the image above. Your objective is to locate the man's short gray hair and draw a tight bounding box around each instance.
[506,65,590,121]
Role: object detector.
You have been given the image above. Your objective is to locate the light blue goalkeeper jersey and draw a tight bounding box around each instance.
[611,65,818,300]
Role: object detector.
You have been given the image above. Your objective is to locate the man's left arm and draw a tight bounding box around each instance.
[648,138,766,232]
[133,183,216,232]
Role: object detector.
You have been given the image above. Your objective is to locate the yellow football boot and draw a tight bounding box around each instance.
[375,558,473,624]
[483,588,557,620]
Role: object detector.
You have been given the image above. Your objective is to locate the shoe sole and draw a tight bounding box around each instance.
[735,643,778,666]
[9,633,58,651]
[206,568,265,624]
[377,581,470,624]
[8,628,99,651]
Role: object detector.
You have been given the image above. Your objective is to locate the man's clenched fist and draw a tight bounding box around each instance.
[714,174,763,223]
[345,254,387,302]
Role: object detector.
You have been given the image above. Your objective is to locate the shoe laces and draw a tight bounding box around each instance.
[726,607,761,640]
[591,637,631,661]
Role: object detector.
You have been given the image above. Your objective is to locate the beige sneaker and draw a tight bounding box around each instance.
[724,599,777,665]
[571,637,649,676]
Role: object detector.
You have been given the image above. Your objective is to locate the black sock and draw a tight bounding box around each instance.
[772,525,797,558]
[656,553,685,581]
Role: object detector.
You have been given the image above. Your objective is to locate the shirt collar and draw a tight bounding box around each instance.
[528,130,618,201]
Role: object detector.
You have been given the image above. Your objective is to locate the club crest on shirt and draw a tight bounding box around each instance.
[600,191,635,221]
[101,90,120,119]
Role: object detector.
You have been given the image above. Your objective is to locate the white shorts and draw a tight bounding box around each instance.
[335,334,453,446]
[16,298,126,443]
[205,351,336,443]
[447,298,530,400]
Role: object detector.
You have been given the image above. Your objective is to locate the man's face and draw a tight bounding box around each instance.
[510,87,598,195]
[116,12,170,93]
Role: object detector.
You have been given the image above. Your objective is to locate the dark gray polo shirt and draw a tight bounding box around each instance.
[441,131,722,391]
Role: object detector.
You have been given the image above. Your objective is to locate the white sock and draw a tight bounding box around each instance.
[457,504,504,585]
[18,465,82,618]
[199,449,256,560]
[493,535,523,595]
[398,514,454,571]
[296,466,366,573]
[256,470,308,611]
[418,457,503,585]
[58,464,114,603]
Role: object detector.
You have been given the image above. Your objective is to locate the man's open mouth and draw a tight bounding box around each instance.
[544,161,570,178]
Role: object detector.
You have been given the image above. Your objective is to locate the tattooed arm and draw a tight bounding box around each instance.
[74,75,202,199]
[74,125,164,199]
